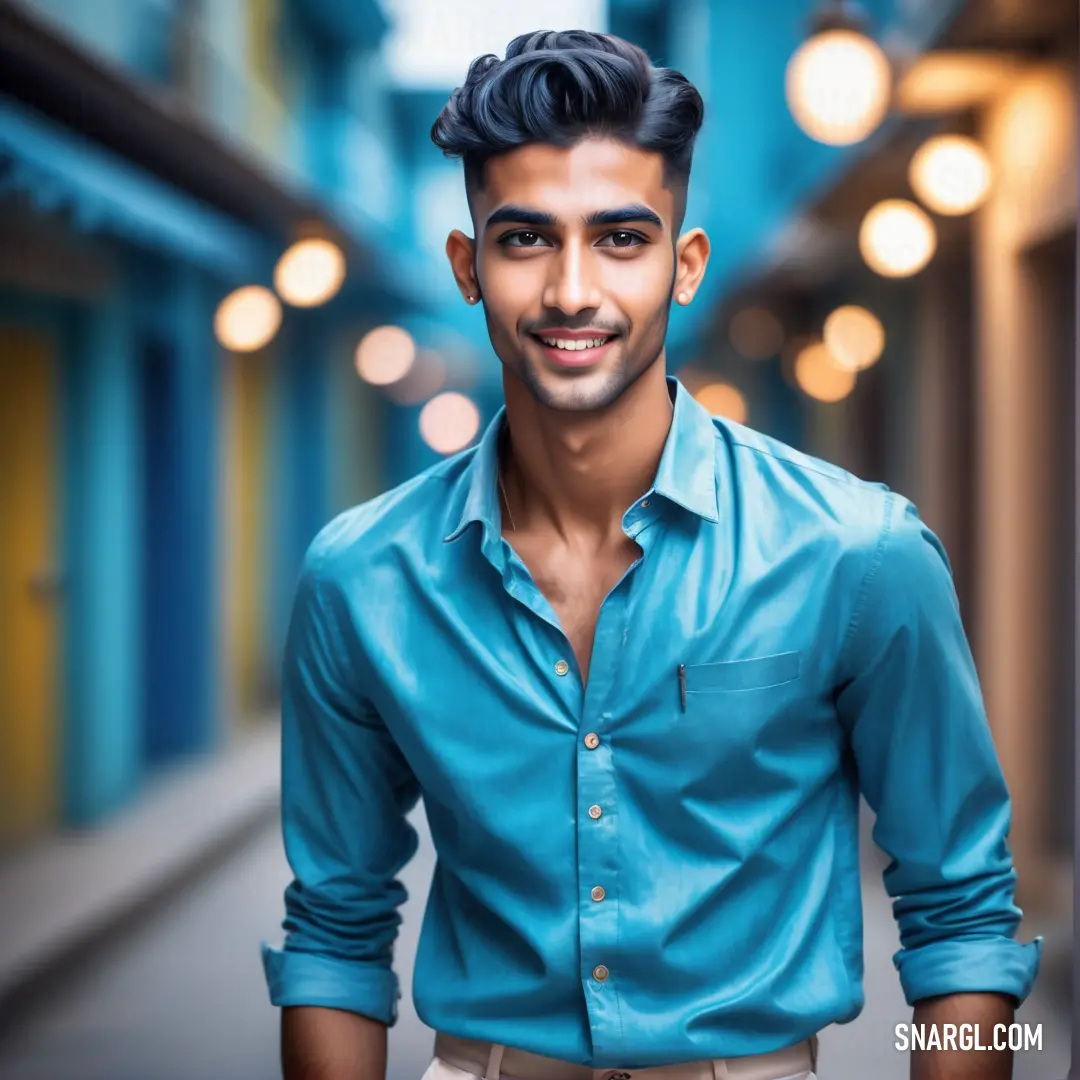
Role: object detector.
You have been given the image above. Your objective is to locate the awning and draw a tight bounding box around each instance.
[0,96,268,280]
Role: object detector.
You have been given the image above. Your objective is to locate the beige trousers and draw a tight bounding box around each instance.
[419,1055,818,1080]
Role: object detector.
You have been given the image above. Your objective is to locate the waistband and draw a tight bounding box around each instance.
[433,1031,819,1080]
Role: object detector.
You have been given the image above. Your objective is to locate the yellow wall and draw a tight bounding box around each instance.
[222,349,273,724]
[0,325,59,847]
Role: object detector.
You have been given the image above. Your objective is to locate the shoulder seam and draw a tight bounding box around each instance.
[310,464,460,567]
[726,436,873,490]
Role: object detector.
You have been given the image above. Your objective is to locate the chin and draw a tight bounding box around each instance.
[521,364,631,414]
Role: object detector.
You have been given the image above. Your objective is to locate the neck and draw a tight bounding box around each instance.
[500,360,674,541]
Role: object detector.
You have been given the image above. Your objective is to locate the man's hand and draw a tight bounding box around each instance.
[910,992,1016,1080]
[281,1006,388,1080]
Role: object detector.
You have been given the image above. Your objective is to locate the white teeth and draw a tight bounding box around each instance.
[540,337,609,350]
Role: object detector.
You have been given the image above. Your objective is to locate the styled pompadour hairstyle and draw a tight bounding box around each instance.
[431,30,705,226]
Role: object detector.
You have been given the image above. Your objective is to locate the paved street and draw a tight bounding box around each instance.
[0,804,1070,1080]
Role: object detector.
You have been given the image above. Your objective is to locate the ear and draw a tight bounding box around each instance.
[672,228,710,306]
[446,230,480,304]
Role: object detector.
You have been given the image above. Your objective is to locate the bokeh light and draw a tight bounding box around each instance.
[823,305,886,372]
[695,382,749,423]
[274,238,347,307]
[213,286,282,352]
[895,51,1022,115]
[384,348,448,405]
[785,29,892,146]
[674,364,709,395]
[780,333,817,389]
[729,307,784,359]
[908,134,992,216]
[355,325,417,385]
[419,392,481,454]
[794,341,857,402]
[859,199,937,277]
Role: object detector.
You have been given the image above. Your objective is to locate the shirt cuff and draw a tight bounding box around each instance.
[894,935,1044,1006]
[261,941,401,1026]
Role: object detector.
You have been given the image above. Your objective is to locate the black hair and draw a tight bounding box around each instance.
[431,30,704,228]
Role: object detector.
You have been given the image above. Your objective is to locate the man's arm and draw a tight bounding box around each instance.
[281,1007,387,1080]
[910,992,1015,1080]
[261,539,422,1080]
[833,493,1041,1080]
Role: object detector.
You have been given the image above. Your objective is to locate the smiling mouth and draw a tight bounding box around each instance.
[531,332,617,352]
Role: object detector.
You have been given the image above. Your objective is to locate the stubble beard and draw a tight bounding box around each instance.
[486,300,672,415]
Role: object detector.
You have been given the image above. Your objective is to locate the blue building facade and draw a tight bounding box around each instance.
[0,0,426,842]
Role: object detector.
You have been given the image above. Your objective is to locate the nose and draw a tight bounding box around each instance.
[541,239,603,315]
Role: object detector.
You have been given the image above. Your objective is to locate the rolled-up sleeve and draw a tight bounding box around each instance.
[261,541,421,1025]
[835,492,1042,1007]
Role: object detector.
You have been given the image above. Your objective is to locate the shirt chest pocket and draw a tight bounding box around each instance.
[677,650,806,757]
[684,650,803,695]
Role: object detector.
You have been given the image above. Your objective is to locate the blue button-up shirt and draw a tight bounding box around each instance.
[262,377,1041,1067]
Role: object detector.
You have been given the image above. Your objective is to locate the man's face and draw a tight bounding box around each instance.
[451,138,697,413]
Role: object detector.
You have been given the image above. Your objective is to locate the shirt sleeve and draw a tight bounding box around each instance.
[260,541,421,1026]
[834,492,1042,1007]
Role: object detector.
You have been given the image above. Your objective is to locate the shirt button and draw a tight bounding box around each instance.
[593,964,609,982]
[641,499,650,507]
[555,659,569,676]
[584,733,599,749]
[591,886,606,901]
[588,804,603,819]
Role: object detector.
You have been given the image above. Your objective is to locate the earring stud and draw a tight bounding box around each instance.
[678,291,690,305]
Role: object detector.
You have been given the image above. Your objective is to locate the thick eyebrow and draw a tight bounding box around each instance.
[584,205,663,229]
[484,205,558,230]
[484,203,664,231]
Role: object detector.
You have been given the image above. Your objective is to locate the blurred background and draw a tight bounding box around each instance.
[0,0,1074,1077]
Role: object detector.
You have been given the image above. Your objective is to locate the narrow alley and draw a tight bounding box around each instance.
[0,799,1069,1080]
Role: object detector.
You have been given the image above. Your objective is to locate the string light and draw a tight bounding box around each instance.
[859,199,937,277]
[695,382,749,423]
[214,286,282,352]
[909,135,992,215]
[419,392,480,454]
[794,341,857,402]
[786,20,891,146]
[275,238,347,307]
[355,326,417,385]
[823,306,885,371]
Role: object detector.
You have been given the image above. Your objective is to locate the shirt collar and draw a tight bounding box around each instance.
[443,375,719,544]
[652,376,721,523]
[443,396,506,544]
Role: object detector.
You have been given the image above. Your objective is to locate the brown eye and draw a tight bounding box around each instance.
[500,231,549,249]
[600,231,645,249]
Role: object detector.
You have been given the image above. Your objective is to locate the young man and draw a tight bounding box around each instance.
[263,30,1041,1080]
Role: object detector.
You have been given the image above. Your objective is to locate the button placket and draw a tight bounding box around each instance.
[576,581,636,1063]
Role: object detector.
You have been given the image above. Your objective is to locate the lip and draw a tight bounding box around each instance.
[530,332,618,368]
